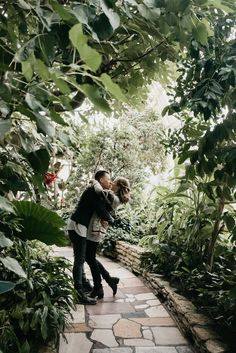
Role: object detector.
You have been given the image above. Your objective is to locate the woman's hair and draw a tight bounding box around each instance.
[114,177,130,204]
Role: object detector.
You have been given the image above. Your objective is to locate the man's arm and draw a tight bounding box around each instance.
[91,180,112,208]
[93,194,114,224]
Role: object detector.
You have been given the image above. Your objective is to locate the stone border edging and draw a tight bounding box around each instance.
[111,240,228,353]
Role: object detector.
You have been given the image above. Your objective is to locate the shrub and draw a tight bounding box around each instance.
[0,239,75,353]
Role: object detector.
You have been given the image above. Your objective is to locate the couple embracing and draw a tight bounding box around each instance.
[67,170,130,305]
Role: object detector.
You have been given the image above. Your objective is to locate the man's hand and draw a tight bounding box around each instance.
[101,220,109,228]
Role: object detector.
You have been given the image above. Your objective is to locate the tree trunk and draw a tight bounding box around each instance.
[206,197,224,271]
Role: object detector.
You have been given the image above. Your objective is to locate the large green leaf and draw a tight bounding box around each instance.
[138,4,160,20]
[26,148,50,175]
[17,104,37,121]
[49,110,68,126]
[79,84,111,112]
[35,114,55,137]
[192,21,209,46]
[0,256,27,278]
[0,119,11,142]
[0,99,10,117]
[0,82,11,102]
[100,0,120,30]
[17,0,31,10]
[99,73,127,102]
[69,23,102,71]
[13,201,67,246]
[51,73,71,95]
[34,59,50,81]
[41,306,49,340]
[0,196,16,214]
[223,214,235,231]
[91,13,113,40]
[49,0,76,22]
[58,131,72,146]
[0,232,13,248]
[22,60,33,82]
[0,280,16,294]
[25,93,44,112]
[72,4,96,24]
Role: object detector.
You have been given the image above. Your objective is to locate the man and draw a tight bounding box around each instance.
[85,177,121,299]
[67,170,114,305]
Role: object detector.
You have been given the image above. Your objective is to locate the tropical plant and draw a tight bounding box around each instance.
[135,179,236,339]
[99,211,139,255]
[0,1,236,350]
[2,0,231,125]
[163,8,236,270]
[0,239,75,353]
[140,181,209,269]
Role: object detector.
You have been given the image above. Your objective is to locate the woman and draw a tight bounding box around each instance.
[85,176,130,299]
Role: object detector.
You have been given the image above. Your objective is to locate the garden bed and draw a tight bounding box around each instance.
[108,240,229,353]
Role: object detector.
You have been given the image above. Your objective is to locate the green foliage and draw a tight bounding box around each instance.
[0,198,67,246]
[164,13,236,189]
[99,213,139,255]
[0,239,75,353]
[137,181,236,337]
[62,107,165,212]
[99,197,162,254]
[0,1,236,349]
[0,280,16,294]
[162,10,236,270]
[13,201,67,246]
[1,0,233,130]
[172,249,236,334]
[140,182,210,269]
[0,256,27,279]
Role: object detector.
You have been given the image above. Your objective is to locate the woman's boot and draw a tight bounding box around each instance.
[106,277,119,295]
[96,260,120,296]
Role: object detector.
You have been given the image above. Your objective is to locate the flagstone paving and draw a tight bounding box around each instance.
[53,247,195,353]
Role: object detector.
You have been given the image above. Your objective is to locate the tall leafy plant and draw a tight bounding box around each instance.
[0,239,75,353]
[140,180,213,272]
[163,10,236,271]
[139,181,236,336]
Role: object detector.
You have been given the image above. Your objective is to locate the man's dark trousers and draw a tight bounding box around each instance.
[68,230,86,292]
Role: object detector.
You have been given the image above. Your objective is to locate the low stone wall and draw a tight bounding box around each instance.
[114,240,229,353]
[115,240,151,274]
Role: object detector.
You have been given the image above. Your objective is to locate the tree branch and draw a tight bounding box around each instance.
[111,40,166,79]
[114,40,166,63]
[53,40,166,112]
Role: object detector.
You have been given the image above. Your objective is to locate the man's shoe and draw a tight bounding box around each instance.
[107,277,119,295]
[90,286,104,299]
[83,279,93,292]
[77,292,97,305]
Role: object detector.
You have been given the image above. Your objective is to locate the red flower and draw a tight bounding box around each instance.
[44,172,57,186]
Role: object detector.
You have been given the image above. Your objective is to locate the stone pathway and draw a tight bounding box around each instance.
[54,247,195,353]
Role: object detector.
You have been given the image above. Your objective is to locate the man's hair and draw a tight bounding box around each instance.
[94,169,109,181]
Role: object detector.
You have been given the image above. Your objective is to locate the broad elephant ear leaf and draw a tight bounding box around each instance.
[13,201,67,246]
[26,148,50,175]
[0,280,16,294]
[0,256,27,278]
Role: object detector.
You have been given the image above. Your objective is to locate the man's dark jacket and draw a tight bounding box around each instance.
[70,185,114,228]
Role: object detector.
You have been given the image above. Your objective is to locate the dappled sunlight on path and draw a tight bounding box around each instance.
[53,247,195,353]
